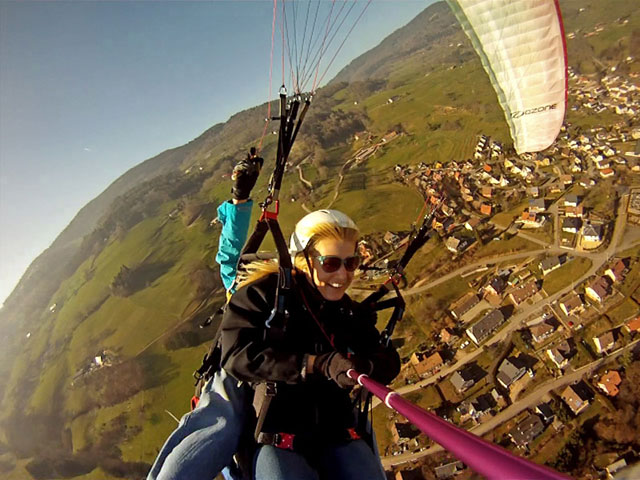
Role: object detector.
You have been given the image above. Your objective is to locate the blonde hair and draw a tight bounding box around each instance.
[235,222,359,290]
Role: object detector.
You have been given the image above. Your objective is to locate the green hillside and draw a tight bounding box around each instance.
[0,0,638,478]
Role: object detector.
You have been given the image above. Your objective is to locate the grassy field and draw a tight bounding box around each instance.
[606,297,640,325]
[371,405,394,455]
[396,275,470,358]
[491,200,529,227]
[404,386,443,411]
[542,258,593,296]
[403,237,449,283]
[521,225,554,245]
[618,259,640,297]
[331,183,424,234]
[473,235,538,258]
[582,179,617,219]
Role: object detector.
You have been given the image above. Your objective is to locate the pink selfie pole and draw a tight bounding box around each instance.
[347,370,570,480]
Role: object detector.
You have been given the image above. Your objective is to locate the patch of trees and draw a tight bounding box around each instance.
[96,458,150,480]
[73,170,208,271]
[110,262,174,297]
[25,456,95,480]
[3,410,67,461]
[102,170,208,238]
[594,360,640,446]
[546,422,595,473]
[305,109,367,148]
[303,89,368,149]
[345,79,387,101]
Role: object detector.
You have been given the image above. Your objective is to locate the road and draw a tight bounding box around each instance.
[407,250,547,294]
[382,338,640,467]
[549,201,560,247]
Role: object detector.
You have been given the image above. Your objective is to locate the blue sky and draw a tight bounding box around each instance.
[0,0,429,306]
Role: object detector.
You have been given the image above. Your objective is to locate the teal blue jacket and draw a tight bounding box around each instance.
[215,200,253,291]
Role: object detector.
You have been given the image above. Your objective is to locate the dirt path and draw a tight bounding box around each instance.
[326,158,355,209]
[297,165,313,190]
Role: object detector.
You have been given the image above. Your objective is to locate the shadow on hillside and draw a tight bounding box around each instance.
[164,303,225,351]
[137,352,180,391]
[19,402,153,479]
[128,261,175,292]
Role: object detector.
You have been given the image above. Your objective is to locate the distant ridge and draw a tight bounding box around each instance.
[332,1,469,84]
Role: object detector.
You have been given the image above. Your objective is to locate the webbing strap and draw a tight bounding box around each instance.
[240,219,270,258]
[254,382,277,441]
[266,218,291,269]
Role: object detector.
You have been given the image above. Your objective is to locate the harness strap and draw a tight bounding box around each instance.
[257,432,296,451]
[253,382,278,441]
[240,218,270,258]
[191,328,224,410]
[257,428,361,452]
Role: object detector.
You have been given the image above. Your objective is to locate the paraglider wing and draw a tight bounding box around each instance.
[448,0,568,154]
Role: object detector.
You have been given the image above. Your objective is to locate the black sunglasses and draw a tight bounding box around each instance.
[314,255,360,273]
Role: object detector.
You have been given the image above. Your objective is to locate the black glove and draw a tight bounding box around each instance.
[369,346,401,386]
[231,156,263,201]
[313,352,373,389]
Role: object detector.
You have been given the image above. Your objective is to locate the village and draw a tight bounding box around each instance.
[346,67,640,479]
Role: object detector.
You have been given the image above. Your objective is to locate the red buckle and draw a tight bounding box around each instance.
[274,432,295,450]
[347,428,361,440]
[259,200,280,222]
[190,395,199,410]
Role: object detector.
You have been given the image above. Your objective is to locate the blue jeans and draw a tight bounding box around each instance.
[147,369,249,480]
[253,439,386,480]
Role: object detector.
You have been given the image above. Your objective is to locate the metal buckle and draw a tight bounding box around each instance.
[266,382,277,396]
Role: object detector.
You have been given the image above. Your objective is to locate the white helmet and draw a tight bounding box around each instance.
[289,209,358,256]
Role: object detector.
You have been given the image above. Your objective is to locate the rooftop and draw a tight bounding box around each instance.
[598,370,622,396]
[509,413,545,447]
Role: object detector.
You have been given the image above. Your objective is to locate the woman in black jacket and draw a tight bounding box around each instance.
[220,209,400,480]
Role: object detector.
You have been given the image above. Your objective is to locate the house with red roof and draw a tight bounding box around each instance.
[605,259,628,283]
[623,316,640,335]
[597,370,622,397]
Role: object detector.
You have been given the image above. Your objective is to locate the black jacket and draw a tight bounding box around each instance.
[220,271,400,438]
